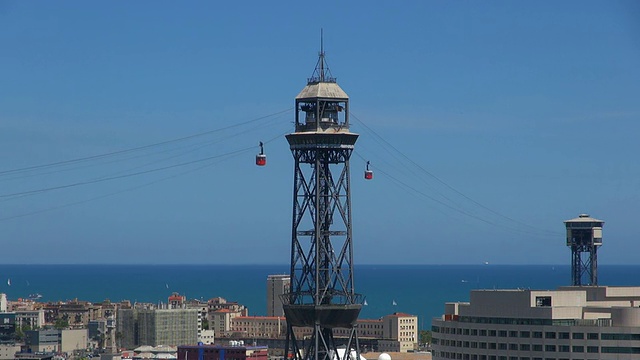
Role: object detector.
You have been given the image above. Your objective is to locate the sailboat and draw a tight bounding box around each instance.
[363,299,368,306]
[392,300,397,306]
[7,279,10,286]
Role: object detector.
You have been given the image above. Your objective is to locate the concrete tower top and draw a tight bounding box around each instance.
[564,213,604,226]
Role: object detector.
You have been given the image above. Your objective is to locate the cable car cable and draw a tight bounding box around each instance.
[0,129,289,221]
[0,108,293,177]
[351,113,561,236]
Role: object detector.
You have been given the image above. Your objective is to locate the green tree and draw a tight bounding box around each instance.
[54,318,69,330]
[419,330,432,345]
[14,324,32,341]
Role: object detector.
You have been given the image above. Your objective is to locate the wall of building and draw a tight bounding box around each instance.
[432,287,640,360]
[61,329,88,353]
[0,344,20,360]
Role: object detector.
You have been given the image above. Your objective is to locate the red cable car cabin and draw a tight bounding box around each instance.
[256,142,266,166]
[364,161,373,180]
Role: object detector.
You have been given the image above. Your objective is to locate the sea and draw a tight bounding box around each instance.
[1,264,639,330]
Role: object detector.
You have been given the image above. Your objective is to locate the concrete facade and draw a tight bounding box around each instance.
[0,344,20,360]
[137,309,198,347]
[431,286,640,360]
[266,275,290,318]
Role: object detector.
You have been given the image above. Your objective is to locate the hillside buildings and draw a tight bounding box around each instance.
[431,286,640,360]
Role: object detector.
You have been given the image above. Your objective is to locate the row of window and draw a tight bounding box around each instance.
[434,346,640,359]
[434,326,640,341]
[448,316,608,327]
[434,339,599,353]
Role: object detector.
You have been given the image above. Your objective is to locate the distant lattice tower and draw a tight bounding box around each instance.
[282,37,363,360]
[564,214,604,286]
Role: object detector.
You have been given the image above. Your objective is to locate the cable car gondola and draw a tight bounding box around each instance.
[256,142,266,166]
[364,161,373,180]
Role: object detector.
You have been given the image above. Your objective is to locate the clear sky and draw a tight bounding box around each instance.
[1,1,638,265]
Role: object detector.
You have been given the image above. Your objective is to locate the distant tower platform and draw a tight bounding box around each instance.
[564,214,604,286]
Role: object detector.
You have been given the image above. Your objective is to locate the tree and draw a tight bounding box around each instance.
[419,330,432,345]
[15,324,32,341]
[54,318,69,330]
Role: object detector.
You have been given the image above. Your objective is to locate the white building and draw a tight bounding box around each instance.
[266,275,290,317]
[431,286,640,360]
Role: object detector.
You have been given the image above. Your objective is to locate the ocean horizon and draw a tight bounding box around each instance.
[1,264,638,330]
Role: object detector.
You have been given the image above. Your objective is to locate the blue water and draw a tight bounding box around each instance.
[1,264,638,330]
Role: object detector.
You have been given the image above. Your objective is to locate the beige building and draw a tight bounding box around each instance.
[229,312,417,352]
[231,316,286,338]
[432,286,640,360]
[266,275,290,317]
[210,308,242,338]
[0,344,20,360]
[379,313,419,352]
[15,310,45,329]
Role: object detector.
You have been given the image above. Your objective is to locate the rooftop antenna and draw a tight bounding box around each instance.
[320,28,325,81]
[309,28,335,83]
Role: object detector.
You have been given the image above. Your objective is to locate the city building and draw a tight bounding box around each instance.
[15,310,45,330]
[24,328,88,354]
[177,343,268,360]
[0,313,16,343]
[266,275,289,318]
[0,344,20,360]
[431,286,640,360]
[200,329,215,345]
[0,294,6,313]
[231,316,286,338]
[118,308,199,348]
[210,309,242,338]
[169,293,186,309]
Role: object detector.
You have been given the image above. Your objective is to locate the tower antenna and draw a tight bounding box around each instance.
[309,29,335,83]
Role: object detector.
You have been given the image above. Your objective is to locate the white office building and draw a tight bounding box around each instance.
[432,286,640,360]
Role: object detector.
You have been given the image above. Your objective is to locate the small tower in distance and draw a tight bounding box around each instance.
[564,214,604,286]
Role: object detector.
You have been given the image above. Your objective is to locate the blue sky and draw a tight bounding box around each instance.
[0,1,638,265]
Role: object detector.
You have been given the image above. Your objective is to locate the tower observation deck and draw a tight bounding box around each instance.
[564,214,604,286]
[282,42,363,360]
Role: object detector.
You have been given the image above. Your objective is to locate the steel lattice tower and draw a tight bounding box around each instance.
[282,42,363,360]
[564,214,604,286]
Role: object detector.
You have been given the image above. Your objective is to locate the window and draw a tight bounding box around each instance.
[587,333,599,340]
[499,330,507,337]
[489,330,497,337]
[545,332,556,339]
[509,343,518,351]
[587,346,599,353]
[520,344,530,351]
[535,296,551,306]
[559,345,570,352]
[533,331,543,338]
[533,345,542,351]
[520,331,530,338]
[572,346,584,352]
[572,332,584,339]
[498,343,507,350]
[509,331,518,337]
[559,332,570,339]
[545,345,556,352]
